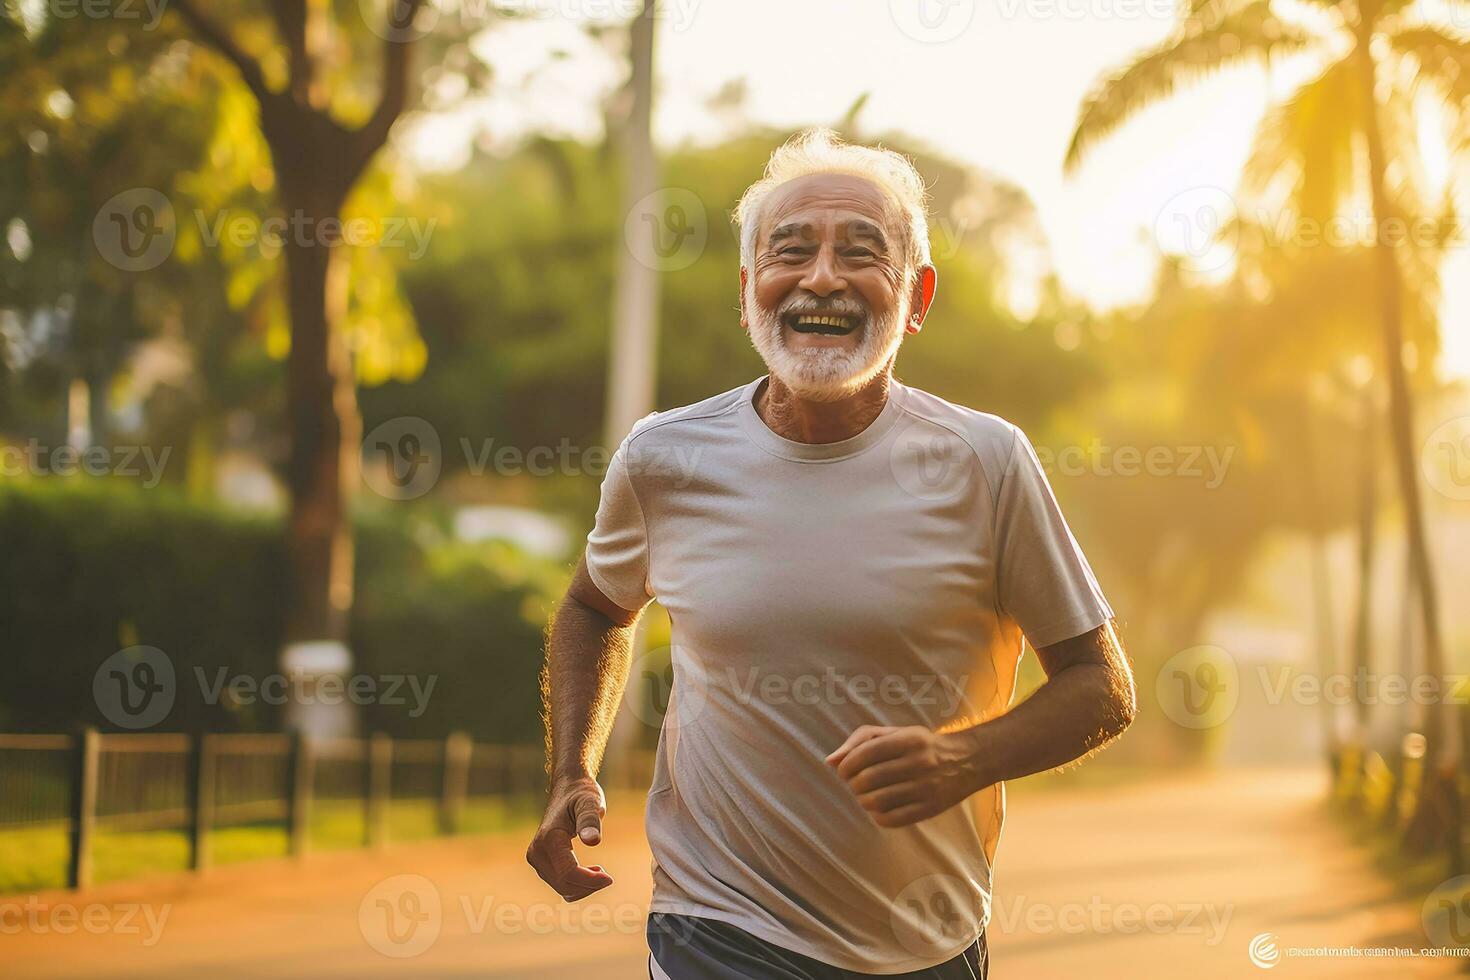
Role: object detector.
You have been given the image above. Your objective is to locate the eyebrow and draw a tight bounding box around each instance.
[766,218,890,250]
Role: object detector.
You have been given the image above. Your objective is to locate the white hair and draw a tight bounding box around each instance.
[733,128,932,277]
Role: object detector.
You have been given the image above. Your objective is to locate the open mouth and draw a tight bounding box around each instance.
[784,312,860,336]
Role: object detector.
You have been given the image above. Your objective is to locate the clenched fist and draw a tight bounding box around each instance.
[826,725,988,828]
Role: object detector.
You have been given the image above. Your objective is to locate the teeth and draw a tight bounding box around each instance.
[795,315,850,327]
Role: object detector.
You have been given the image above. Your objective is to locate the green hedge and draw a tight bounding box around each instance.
[0,482,563,741]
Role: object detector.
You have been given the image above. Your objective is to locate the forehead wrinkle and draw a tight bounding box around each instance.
[757,173,904,254]
[762,208,897,254]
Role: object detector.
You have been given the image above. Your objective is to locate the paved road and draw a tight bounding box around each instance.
[6,768,1459,978]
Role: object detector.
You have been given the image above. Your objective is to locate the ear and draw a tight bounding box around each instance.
[739,266,750,332]
[905,265,938,335]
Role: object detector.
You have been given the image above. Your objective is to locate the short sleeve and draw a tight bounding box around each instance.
[584,440,653,612]
[993,426,1113,649]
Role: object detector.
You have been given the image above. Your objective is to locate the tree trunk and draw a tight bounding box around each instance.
[1349,382,1377,769]
[1355,36,1458,856]
[170,0,418,736]
[602,0,660,780]
[1298,395,1342,776]
[281,210,358,647]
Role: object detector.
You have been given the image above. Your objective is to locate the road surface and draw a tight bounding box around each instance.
[6,768,1460,978]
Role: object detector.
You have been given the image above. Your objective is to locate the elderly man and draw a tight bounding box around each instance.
[527,129,1136,979]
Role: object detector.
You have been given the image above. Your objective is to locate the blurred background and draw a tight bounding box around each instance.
[3,0,1470,976]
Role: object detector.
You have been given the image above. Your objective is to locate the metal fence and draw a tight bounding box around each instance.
[0,730,645,891]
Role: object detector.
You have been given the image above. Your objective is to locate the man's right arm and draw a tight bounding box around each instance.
[525,553,644,901]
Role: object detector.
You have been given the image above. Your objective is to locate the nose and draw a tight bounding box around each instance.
[798,243,846,297]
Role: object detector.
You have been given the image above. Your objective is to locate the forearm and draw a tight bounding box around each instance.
[542,593,639,784]
[958,624,1136,787]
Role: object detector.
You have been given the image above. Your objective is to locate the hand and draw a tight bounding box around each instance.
[826,725,987,828]
[526,776,614,901]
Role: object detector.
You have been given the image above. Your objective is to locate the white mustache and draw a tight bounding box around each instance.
[778,299,868,320]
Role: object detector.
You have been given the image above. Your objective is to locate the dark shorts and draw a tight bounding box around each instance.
[647,913,987,980]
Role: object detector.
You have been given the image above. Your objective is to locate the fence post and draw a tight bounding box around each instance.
[440,732,472,836]
[288,733,314,858]
[188,733,215,871]
[367,733,392,849]
[67,727,99,890]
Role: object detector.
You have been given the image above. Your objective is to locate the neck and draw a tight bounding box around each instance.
[756,369,893,444]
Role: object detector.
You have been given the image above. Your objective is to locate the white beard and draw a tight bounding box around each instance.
[745,282,908,403]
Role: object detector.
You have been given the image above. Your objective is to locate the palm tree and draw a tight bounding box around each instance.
[1066,0,1470,848]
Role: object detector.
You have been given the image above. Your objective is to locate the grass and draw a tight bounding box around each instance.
[0,797,544,895]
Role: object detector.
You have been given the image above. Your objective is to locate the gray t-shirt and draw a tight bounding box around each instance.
[586,376,1113,973]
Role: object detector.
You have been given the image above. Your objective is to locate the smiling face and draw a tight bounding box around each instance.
[743,173,917,402]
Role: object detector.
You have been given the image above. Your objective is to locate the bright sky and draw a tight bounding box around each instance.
[407,0,1470,379]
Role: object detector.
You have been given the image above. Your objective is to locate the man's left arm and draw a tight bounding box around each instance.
[827,620,1136,828]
